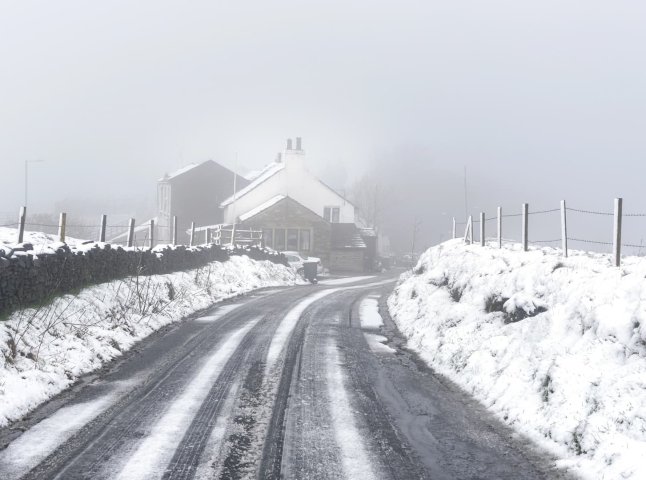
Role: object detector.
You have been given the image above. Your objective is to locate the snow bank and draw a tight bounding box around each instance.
[0,255,297,428]
[388,239,646,480]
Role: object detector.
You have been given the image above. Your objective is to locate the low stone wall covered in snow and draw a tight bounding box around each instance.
[0,242,287,317]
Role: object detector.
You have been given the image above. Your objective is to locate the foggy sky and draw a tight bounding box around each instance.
[2,1,646,250]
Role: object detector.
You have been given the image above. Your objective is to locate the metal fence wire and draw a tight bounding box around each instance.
[453,199,646,265]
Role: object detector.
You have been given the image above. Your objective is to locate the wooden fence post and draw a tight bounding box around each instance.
[127,218,135,247]
[463,216,473,244]
[149,219,155,250]
[99,214,107,242]
[190,222,195,247]
[614,197,623,267]
[522,203,529,252]
[58,212,67,243]
[18,206,26,243]
[497,207,502,249]
[561,200,568,258]
[172,216,178,246]
[452,217,456,239]
[480,212,485,247]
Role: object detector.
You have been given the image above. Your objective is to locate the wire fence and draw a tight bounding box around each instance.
[1,208,265,252]
[452,198,646,265]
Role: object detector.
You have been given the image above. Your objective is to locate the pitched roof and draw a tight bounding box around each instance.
[220,162,285,207]
[238,195,286,222]
[331,223,367,249]
[158,159,244,184]
[159,163,200,182]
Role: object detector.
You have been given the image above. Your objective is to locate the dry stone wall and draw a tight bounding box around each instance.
[0,242,287,317]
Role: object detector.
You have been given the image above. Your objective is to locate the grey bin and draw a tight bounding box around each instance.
[302,261,318,283]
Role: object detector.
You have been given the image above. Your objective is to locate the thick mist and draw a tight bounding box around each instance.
[2,0,646,253]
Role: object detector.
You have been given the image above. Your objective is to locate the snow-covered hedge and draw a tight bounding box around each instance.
[389,240,646,480]
[0,255,297,428]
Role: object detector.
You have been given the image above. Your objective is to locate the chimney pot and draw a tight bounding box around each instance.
[286,138,293,150]
[295,137,302,150]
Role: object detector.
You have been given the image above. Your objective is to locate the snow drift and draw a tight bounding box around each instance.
[388,239,646,480]
[0,255,297,428]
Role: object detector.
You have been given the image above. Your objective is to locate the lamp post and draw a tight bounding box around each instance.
[25,159,44,210]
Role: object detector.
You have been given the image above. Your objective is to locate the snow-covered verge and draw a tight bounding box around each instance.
[0,227,85,252]
[0,255,298,428]
[388,239,646,480]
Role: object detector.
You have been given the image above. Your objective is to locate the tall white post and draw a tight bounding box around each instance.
[190,222,195,247]
[452,217,456,239]
[560,200,568,258]
[522,203,529,252]
[172,216,178,246]
[614,198,623,267]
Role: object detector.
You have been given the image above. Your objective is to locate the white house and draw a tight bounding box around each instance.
[221,138,355,225]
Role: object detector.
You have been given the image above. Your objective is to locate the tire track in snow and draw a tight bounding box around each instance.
[0,380,134,480]
[264,288,339,373]
[114,317,259,480]
[325,337,377,480]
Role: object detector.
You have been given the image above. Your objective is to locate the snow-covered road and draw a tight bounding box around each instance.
[0,275,571,479]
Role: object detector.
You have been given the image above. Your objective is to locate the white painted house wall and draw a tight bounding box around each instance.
[223,143,354,224]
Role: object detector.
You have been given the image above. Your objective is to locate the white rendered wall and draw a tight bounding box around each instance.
[224,149,354,224]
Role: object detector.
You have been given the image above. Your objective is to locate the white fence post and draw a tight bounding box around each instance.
[452,217,456,239]
[190,222,195,247]
[99,214,107,242]
[560,200,568,258]
[127,218,135,247]
[18,206,26,244]
[522,203,529,252]
[614,198,623,267]
[463,216,473,244]
[497,206,502,249]
[172,216,178,246]
[480,212,485,247]
[149,219,155,250]
[205,227,210,246]
[58,212,67,243]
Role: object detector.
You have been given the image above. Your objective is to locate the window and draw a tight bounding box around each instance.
[324,206,340,223]
[274,228,286,251]
[287,229,299,250]
[262,228,273,249]
[300,229,311,251]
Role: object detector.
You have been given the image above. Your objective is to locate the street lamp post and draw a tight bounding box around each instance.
[24,159,44,210]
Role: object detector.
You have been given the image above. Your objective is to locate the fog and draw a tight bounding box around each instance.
[2,0,646,253]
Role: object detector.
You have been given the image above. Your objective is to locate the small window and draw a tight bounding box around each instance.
[300,229,311,251]
[287,229,299,250]
[262,229,273,249]
[274,228,286,251]
[324,206,340,223]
